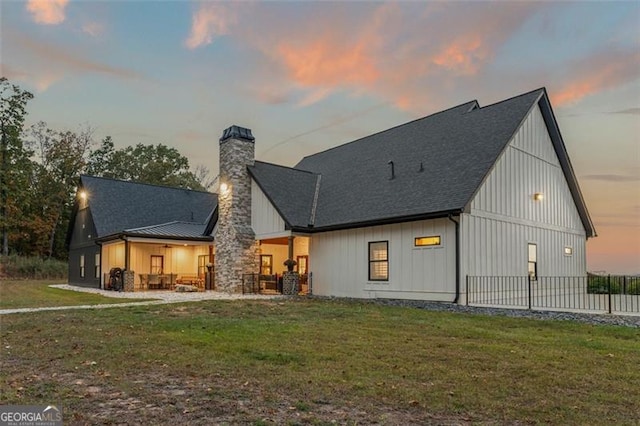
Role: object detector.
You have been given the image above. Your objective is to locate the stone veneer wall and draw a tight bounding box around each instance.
[282,271,300,295]
[215,130,259,292]
[123,270,135,292]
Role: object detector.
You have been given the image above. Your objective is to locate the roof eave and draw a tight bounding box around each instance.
[96,232,214,243]
[290,209,464,233]
[538,89,597,238]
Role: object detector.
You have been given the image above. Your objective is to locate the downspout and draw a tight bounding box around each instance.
[448,214,460,304]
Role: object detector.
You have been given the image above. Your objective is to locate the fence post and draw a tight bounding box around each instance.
[607,274,612,314]
[466,275,469,306]
[528,274,532,310]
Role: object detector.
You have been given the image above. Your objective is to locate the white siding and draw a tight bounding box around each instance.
[251,180,286,238]
[463,103,587,288]
[310,218,456,301]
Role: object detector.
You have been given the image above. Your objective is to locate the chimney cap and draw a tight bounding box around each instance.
[220,125,255,143]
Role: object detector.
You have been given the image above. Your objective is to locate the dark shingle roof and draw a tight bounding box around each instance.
[248,161,319,228]
[290,90,543,229]
[79,175,217,239]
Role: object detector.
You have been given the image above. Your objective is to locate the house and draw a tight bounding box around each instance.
[67,176,217,289]
[68,87,595,303]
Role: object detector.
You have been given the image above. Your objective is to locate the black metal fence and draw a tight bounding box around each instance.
[467,275,639,314]
[242,273,283,294]
[241,273,311,295]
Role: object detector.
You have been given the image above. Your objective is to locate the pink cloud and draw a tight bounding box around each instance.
[185,2,236,49]
[552,50,640,106]
[5,30,141,91]
[432,37,488,75]
[26,0,69,25]
[277,38,380,89]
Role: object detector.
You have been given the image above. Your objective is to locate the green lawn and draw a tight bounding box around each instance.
[1,297,638,424]
[0,280,155,309]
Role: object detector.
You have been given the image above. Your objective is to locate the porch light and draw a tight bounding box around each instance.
[533,192,543,201]
[220,182,228,193]
[79,190,87,200]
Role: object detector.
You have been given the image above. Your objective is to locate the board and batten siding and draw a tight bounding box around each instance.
[462,103,587,285]
[251,180,286,238]
[101,241,125,288]
[310,218,456,301]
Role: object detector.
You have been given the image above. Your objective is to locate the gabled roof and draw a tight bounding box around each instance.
[254,88,594,236]
[291,91,540,229]
[248,161,320,229]
[77,175,217,240]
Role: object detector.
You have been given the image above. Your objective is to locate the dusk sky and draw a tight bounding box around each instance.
[2,0,639,274]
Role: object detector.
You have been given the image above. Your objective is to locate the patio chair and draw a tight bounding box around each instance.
[148,274,161,290]
[139,274,149,290]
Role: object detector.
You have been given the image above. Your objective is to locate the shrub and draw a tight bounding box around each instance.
[0,255,68,280]
[587,275,640,295]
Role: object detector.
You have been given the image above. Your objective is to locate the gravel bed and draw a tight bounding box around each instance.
[367,298,640,328]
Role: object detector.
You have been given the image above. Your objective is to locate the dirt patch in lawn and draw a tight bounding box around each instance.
[11,370,467,425]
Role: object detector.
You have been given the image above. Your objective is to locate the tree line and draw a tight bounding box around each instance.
[0,77,214,260]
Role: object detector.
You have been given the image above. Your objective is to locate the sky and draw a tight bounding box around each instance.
[1,0,639,274]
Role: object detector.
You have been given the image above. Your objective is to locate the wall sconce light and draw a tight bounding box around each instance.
[220,182,228,193]
[533,192,544,201]
[79,190,87,200]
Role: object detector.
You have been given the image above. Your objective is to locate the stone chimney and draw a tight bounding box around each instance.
[215,125,258,292]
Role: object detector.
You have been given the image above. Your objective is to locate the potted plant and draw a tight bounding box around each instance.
[283,258,297,272]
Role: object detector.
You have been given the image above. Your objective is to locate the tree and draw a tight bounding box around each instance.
[0,77,34,256]
[86,140,205,190]
[25,122,94,258]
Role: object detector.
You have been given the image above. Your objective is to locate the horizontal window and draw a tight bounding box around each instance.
[414,236,441,247]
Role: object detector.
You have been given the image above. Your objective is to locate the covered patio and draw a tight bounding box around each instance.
[250,234,310,295]
[100,234,214,292]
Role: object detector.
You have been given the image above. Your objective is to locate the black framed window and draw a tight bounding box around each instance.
[414,236,441,247]
[94,253,100,278]
[296,255,308,275]
[150,255,164,274]
[368,241,389,281]
[198,254,213,278]
[260,255,273,275]
[528,243,537,281]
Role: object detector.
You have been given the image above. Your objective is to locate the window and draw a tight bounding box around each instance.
[94,253,100,278]
[80,255,85,278]
[564,246,573,256]
[369,241,389,281]
[297,255,308,275]
[150,255,164,274]
[260,255,273,275]
[414,236,441,247]
[528,243,537,280]
[198,254,214,278]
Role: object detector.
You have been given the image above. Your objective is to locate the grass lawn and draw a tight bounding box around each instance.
[0,280,155,309]
[1,298,639,425]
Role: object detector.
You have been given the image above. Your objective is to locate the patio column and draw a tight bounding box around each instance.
[287,236,295,270]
